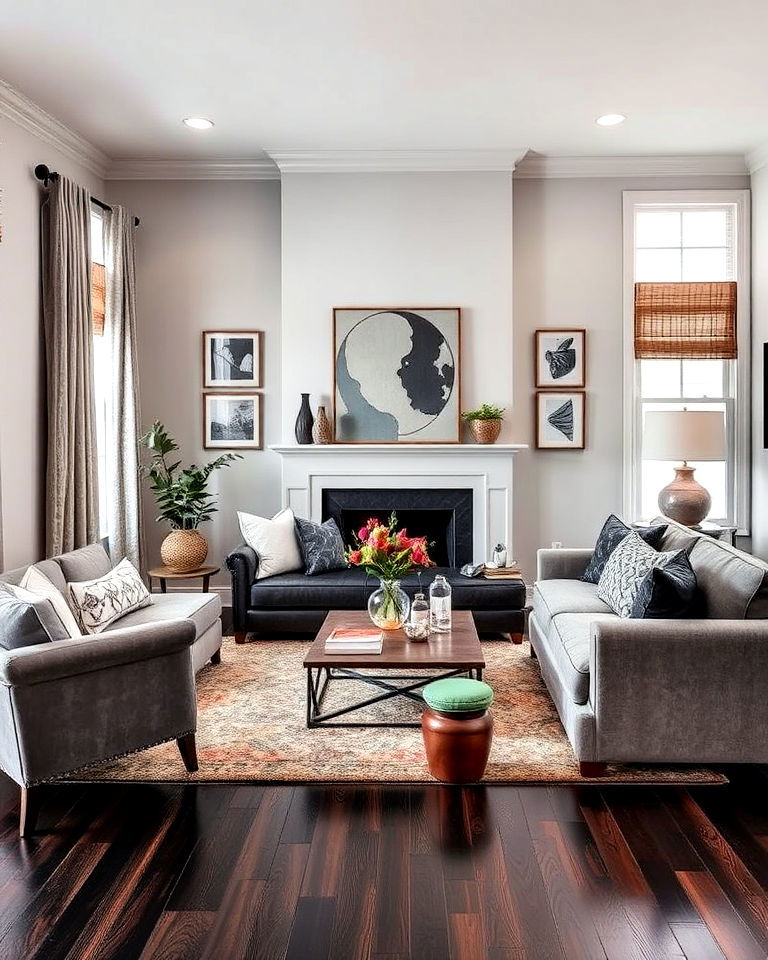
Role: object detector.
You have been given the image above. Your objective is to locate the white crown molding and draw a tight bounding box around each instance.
[746,142,768,175]
[265,148,528,173]
[514,153,749,179]
[105,158,280,180]
[0,78,109,178]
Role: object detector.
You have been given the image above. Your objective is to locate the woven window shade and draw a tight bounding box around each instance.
[634,281,737,359]
[91,261,105,336]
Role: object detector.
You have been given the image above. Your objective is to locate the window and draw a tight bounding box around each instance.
[90,209,109,539]
[622,191,750,531]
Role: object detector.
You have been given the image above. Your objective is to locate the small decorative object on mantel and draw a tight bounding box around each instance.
[295,393,314,444]
[535,329,586,388]
[536,391,586,449]
[492,543,507,567]
[140,421,241,573]
[461,404,505,444]
[312,405,333,444]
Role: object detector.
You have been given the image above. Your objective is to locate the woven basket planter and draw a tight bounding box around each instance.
[161,530,209,573]
[469,419,502,444]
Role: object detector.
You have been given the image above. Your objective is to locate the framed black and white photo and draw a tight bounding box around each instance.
[204,393,262,449]
[534,329,585,388]
[203,331,263,388]
[536,391,585,449]
[333,307,461,443]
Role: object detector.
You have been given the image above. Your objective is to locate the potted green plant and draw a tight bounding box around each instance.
[140,421,241,573]
[461,404,505,444]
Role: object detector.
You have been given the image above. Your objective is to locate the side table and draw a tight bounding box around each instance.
[632,520,738,546]
[148,565,220,594]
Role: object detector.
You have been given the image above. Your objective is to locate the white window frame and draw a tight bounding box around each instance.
[622,189,751,533]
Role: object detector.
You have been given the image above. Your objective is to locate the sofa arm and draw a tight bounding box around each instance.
[0,619,196,687]
[536,548,593,581]
[590,618,768,763]
[226,543,258,631]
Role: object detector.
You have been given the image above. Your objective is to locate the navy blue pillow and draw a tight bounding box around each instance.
[582,515,667,584]
[630,549,698,619]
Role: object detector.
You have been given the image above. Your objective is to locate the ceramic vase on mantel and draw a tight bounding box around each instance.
[312,405,333,444]
[294,393,314,445]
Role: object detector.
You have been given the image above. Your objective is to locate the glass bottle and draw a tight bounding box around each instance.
[411,592,429,625]
[429,575,452,632]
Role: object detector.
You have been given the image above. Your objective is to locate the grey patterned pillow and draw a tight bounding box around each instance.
[68,558,152,634]
[597,532,674,618]
[294,517,347,576]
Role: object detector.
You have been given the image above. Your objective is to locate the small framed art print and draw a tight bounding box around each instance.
[204,393,262,449]
[203,331,263,388]
[535,391,585,449]
[534,329,585,388]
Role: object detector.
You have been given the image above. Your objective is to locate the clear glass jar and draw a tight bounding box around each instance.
[429,575,452,632]
[368,579,411,630]
[411,592,430,625]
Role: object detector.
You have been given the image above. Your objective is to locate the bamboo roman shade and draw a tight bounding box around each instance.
[634,281,737,359]
[91,261,105,336]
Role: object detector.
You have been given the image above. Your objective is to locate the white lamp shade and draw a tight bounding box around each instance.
[643,410,726,461]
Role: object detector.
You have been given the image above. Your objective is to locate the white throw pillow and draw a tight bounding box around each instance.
[21,565,83,638]
[68,558,152,634]
[238,507,303,580]
[597,532,674,618]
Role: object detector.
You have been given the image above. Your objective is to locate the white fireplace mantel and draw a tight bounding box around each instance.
[270,443,528,563]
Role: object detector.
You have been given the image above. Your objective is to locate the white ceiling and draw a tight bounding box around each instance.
[2,0,767,162]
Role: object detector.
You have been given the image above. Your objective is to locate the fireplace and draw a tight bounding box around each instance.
[322,488,473,567]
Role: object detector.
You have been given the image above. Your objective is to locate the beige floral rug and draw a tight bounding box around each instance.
[71,636,725,785]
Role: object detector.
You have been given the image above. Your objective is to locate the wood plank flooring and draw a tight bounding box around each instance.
[0,769,766,959]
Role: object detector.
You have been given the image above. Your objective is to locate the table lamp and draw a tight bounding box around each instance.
[642,409,726,526]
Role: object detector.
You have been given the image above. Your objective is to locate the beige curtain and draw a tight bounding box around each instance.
[41,176,99,556]
[103,204,143,568]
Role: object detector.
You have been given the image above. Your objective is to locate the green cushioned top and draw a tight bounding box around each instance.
[423,677,493,713]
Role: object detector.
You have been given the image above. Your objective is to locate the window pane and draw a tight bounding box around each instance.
[90,211,104,265]
[682,210,727,248]
[682,360,725,398]
[635,248,681,281]
[681,247,727,281]
[636,210,681,248]
[640,359,681,398]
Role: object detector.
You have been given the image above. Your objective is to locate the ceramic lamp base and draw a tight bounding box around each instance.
[658,465,711,527]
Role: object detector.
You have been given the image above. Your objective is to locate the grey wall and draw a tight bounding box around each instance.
[512,174,749,575]
[0,118,104,570]
[105,180,282,597]
[751,165,768,558]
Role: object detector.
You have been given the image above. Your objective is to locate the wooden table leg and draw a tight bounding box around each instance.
[160,579,167,594]
[202,574,210,592]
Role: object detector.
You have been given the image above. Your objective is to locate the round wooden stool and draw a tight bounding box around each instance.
[421,678,494,783]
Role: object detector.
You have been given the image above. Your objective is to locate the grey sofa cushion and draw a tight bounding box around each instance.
[548,613,614,706]
[653,516,702,553]
[55,544,112,584]
[532,579,613,634]
[0,588,69,650]
[106,592,222,639]
[29,559,70,599]
[687,537,768,619]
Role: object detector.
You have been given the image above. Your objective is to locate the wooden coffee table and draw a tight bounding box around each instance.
[303,610,485,728]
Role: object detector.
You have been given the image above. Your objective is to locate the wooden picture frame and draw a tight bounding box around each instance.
[203,393,262,449]
[203,330,263,388]
[332,307,462,444]
[534,329,586,388]
[535,391,586,449]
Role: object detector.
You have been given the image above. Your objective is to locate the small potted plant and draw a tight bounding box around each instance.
[140,421,241,573]
[461,404,505,444]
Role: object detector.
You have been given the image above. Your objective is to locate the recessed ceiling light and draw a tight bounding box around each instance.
[182,117,214,130]
[596,113,626,127]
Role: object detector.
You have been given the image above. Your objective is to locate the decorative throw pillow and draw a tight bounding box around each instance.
[20,565,83,638]
[597,532,674,618]
[294,517,347,576]
[630,549,699,619]
[68,558,152,634]
[238,508,304,580]
[582,515,668,584]
[0,586,70,650]
[3,582,79,640]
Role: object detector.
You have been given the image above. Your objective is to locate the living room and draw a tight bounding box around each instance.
[2,2,768,958]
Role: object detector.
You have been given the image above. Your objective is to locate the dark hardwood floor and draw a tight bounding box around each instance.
[0,769,767,959]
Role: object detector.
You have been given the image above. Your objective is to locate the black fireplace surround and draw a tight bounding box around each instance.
[226,488,525,640]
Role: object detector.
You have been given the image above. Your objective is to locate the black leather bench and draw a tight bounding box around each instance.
[226,544,526,642]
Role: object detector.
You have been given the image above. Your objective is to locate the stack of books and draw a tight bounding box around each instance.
[483,563,521,580]
[325,627,383,655]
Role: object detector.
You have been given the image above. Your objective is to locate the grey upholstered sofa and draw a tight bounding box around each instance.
[529,517,768,775]
[0,543,222,835]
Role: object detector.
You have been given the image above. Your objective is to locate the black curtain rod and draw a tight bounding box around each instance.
[34,164,140,226]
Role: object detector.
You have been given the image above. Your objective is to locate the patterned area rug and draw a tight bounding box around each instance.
[72,636,725,785]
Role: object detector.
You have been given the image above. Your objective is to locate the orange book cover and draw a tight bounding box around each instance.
[328,627,382,641]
